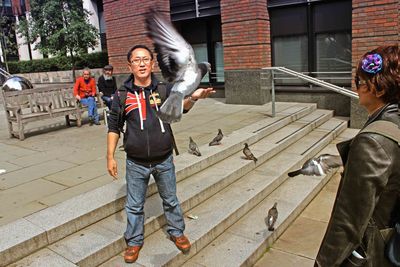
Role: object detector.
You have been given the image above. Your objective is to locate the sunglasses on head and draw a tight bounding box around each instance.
[354,76,367,89]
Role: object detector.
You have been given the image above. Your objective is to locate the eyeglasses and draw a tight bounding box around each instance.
[130,57,152,66]
[354,76,367,89]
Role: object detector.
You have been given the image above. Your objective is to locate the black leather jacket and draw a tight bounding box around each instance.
[316,103,400,267]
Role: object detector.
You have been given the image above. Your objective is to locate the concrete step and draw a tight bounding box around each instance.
[97,117,347,267]
[0,103,317,266]
[182,141,348,267]
[7,108,338,267]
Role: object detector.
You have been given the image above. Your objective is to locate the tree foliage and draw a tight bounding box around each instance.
[18,0,99,71]
[0,13,17,72]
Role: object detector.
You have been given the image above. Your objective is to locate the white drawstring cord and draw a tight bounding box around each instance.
[134,91,144,130]
[150,90,165,133]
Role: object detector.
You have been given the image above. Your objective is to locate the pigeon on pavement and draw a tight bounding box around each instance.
[243,143,257,163]
[189,137,201,156]
[266,202,278,231]
[146,9,211,123]
[209,129,223,146]
[288,154,342,177]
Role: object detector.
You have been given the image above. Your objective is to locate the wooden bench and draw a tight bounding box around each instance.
[1,86,104,140]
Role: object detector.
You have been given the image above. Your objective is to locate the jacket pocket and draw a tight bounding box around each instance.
[342,248,367,267]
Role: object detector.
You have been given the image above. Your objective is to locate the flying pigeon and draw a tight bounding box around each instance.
[288,154,342,177]
[189,137,201,156]
[265,202,278,231]
[209,129,223,146]
[146,9,211,123]
[243,143,257,163]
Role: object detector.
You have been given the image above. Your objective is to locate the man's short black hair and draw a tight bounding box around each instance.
[127,45,154,62]
[103,64,113,70]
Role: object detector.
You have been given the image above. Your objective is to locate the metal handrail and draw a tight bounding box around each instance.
[262,66,358,117]
[0,67,11,79]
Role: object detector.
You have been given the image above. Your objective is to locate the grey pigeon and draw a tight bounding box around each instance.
[288,154,342,177]
[243,143,257,163]
[265,202,278,231]
[209,129,223,146]
[188,137,201,156]
[146,9,211,123]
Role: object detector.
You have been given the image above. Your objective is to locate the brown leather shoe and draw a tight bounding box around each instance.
[124,245,142,263]
[170,235,191,253]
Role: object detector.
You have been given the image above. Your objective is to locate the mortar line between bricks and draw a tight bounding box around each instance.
[353,2,398,9]
[353,33,398,39]
[222,17,270,25]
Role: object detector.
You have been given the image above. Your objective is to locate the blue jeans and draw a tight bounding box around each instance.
[80,97,99,123]
[101,95,112,109]
[124,154,185,246]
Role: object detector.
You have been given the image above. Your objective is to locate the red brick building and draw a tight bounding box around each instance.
[103,0,400,127]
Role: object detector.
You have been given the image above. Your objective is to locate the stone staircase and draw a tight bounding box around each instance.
[1,103,356,267]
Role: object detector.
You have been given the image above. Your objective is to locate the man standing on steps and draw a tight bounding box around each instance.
[106,45,214,263]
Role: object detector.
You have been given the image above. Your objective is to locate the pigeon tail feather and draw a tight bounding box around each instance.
[209,140,220,146]
[157,91,184,123]
[268,226,275,231]
[288,169,302,177]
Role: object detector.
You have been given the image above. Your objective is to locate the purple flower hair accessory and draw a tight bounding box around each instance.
[361,53,383,74]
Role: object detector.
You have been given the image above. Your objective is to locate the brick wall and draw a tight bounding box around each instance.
[352,0,400,79]
[102,0,170,74]
[220,0,271,70]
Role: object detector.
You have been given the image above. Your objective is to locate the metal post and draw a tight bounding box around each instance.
[271,69,275,117]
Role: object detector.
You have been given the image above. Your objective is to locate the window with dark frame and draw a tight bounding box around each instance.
[171,0,223,87]
[269,0,352,87]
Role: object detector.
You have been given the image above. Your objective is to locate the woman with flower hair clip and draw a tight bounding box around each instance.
[315,44,400,267]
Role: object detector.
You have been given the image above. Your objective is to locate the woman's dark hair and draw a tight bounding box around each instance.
[355,44,400,103]
[126,45,154,62]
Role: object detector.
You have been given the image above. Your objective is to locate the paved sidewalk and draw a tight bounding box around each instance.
[0,98,281,226]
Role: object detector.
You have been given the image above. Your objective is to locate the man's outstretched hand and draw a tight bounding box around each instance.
[190,87,216,100]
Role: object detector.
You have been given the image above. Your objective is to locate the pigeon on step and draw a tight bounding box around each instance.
[188,137,201,156]
[243,143,257,163]
[265,202,278,231]
[209,129,223,146]
[288,154,342,177]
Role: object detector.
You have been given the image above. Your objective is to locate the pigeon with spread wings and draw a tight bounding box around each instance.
[146,9,211,123]
[288,154,342,177]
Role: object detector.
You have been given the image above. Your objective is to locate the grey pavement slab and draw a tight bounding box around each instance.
[0,161,22,173]
[100,254,145,267]
[9,248,78,267]
[253,248,314,267]
[0,143,38,158]
[0,160,76,189]
[38,174,113,206]
[0,201,47,227]
[43,158,109,187]
[48,225,124,267]
[0,218,48,267]
[6,146,78,168]
[25,179,126,244]
[0,179,65,215]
